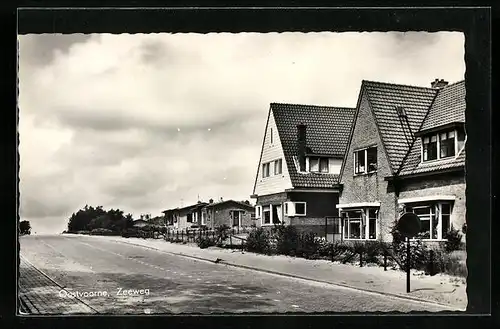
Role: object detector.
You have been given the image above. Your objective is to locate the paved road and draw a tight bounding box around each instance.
[20,235,449,314]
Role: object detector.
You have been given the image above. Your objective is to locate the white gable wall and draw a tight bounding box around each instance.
[253,110,293,196]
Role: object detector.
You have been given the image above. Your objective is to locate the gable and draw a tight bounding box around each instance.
[252,107,293,196]
[364,81,438,173]
[339,89,393,184]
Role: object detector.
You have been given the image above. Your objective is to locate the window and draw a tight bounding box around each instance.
[262,163,270,178]
[345,210,362,239]
[310,157,319,172]
[354,147,377,174]
[422,128,465,162]
[263,207,271,225]
[274,159,283,175]
[295,202,306,216]
[187,213,193,223]
[342,208,378,240]
[405,202,452,240]
[439,131,455,158]
[231,211,241,227]
[255,206,261,219]
[284,203,288,215]
[332,218,341,234]
[201,212,207,225]
[270,128,273,144]
[367,147,377,172]
[319,158,329,173]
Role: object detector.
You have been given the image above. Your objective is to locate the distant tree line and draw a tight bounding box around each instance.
[19,220,31,235]
[66,205,134,234]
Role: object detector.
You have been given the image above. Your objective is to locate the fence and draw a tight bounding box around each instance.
[162,226,256,245]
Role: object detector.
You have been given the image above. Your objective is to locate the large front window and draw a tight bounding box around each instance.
[354,147,377,175]
[342,208,378,240]
[405,202,452,240]
[262,163,270,178]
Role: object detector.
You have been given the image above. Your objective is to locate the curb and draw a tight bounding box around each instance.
[19,255,99,314]
[103,237,461,311]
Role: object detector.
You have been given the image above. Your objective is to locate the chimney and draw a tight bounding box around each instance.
[219,197,223,202]
[297,123,307,172]
[209,198,213,204]
[430,78,449,89]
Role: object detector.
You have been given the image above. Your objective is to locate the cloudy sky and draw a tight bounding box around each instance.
[18,32,465,233]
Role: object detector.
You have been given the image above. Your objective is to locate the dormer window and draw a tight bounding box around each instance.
[422,128,465,162]
[308,157,329,173]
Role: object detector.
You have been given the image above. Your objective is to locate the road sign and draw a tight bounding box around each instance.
[396,212,422,293]
[397,212,421,238]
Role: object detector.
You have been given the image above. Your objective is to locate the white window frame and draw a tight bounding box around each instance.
[262,162,270,178]
[354,147,377,175]
[255,205,262,219]
[231,210,242,227]
[201,212,207,225]
[274,158,283,175]
[421,129,464,163]
[342,207,378,240]
[261,206,272,226]
[294,202,307,216]
[405,202,452,241]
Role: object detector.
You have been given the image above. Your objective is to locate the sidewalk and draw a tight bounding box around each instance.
[18,255,97,315]
[74,234,467,311]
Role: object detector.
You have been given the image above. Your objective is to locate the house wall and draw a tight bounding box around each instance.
[212,206,254,228]
[398,171,466,240]
[339,92,397,242]
[253,109,293,196]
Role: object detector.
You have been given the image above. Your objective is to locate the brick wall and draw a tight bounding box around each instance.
[339,91,397,242]
[206,203,255,228]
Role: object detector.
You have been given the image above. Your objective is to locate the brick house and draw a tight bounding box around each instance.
[250,103,356,236]
[201,199,255,229]
[162,201,208,230]
[338,78,466,243]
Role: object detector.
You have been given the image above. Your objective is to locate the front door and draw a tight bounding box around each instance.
[232,211,240,227]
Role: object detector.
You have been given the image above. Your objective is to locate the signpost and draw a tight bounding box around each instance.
[396,212,421,293]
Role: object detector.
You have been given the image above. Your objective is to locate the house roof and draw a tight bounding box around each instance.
[363,80,439,174]
[203,200,254,210]
[271,103,356,188]
[397,81,466,177]
[419,81,466,133]
[162,202,208,213]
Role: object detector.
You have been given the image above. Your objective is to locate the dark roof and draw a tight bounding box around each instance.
[271,103,356,188]
[203,200,254,210]
[162,202,208,213]
[397,81,466,177]
[363,81,439,174]
[133,219,148,224]
[419,80,466,132]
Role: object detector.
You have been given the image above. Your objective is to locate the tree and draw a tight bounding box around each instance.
[19,220,31,235]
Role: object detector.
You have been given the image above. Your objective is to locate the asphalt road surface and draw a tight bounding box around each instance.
[20,235,449,314]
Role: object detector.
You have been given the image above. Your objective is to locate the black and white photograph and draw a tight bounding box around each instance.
[17,13,477,315]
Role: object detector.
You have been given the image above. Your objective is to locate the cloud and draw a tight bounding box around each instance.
[18,32,465,233]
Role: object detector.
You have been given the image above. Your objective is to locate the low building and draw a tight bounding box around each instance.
[132,219,149,228]
[338,78,466,243]
[201,199,255,229]
[162,202,208,230]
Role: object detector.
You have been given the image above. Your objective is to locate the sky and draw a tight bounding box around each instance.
[18,32,465,234]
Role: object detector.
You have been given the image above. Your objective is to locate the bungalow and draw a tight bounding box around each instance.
[201,199,255,229]
[162,201,208,230]
[132,219,149,228]
[250,102,356,237]
[337,78,466,243]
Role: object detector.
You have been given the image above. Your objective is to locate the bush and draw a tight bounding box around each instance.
[363,241,385,264]
[122,228,140,238]
[296,232,321,259]
[392,238,430,271]
[197,236,216,249]
[245,227,271,254]
[90,228,116,235]
[272,224,299,256]
[444,227,463,253]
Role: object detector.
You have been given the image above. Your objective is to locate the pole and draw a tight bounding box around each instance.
[384,249,388,271]
[406,237,411,293]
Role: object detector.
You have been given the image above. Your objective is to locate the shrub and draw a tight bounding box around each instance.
[363,241,384,264]
[122,228,141,238]
[272,224,299,256]
[197,236,216,249]
[392,238,430,271]
[296,232,320,259]
[462,223,467,235]
[245,227,271,254]
[444,227,463,253]
[90,228,115,235]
